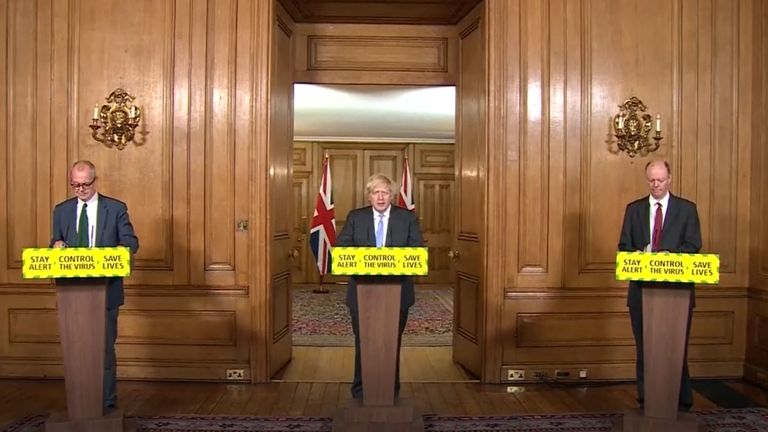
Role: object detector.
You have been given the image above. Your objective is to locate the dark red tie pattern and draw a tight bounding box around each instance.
[652,202,663,252]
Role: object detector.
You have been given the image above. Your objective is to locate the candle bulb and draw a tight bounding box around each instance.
[92,106,99,121]
[617,114,624,130]
[655,114,661,132]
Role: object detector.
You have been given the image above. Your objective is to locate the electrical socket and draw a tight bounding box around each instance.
[555,370,571,379]
[226,369,245,380]
[579,369,588,379]
[532,370,547,379]
[507,369,525,381]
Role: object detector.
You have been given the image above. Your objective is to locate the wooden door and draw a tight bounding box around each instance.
[303,144,406,284]
[290,142,314,284]
[452,5,486,378]
[295,143,455,285]
[268,5,295,378]
[413,145,455,285]
[290,171,311,284]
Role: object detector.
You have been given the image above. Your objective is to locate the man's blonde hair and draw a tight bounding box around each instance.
[365,174,393,195]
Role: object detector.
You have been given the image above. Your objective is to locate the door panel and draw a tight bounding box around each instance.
[323,148,364,228]
[452,5,486,378]
[416,176,454,285]
[364,149,403,201]
[291,172,311,284]
[268,7,294,378]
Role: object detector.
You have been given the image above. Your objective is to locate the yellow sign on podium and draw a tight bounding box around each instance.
[615,251,719,284]
[22,247,132,279]
[331,247,429,276]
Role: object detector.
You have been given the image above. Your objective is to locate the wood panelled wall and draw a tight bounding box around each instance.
[0,0,266,381]
[493,0,759,383]
[0,0,766,385]
[293,22,457,85]
[747,0,768,388]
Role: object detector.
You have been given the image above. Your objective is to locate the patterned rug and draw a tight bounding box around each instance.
[292,286,453,346]
[3,408,768,431]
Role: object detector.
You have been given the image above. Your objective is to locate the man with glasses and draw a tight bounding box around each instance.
[50,160,139,411]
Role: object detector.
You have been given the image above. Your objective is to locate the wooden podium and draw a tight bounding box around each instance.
[622,284,699,432]
[22,247,136,432]
[44,278,134,432]
[333,282,424,432]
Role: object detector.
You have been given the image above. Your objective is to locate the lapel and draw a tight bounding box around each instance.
[386,208,398,246]
[364,208,376,246]
[64,199,79,246]
[95,195,108,247]
[663,194,680,233]
[640,200,651,248]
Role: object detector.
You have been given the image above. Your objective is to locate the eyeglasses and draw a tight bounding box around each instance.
[70,179,96,189]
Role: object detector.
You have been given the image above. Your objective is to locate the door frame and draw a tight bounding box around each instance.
[253,0,507,384]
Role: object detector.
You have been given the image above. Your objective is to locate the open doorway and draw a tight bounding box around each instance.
[262,0,488,384]
[273,84,474,382]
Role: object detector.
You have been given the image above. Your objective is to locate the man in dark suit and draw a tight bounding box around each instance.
[618,159,702,411]
[50,160,139,410]
[336,173,423,399]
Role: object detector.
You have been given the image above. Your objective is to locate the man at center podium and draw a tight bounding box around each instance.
[50,160,139,411]
[618,159,702,411]
[336,173,423,400]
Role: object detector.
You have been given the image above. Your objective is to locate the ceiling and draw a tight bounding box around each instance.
[294,84,455,142]
[278,0,482,25]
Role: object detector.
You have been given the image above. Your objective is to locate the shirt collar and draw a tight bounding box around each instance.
[649,192,670,208]
[79,192,99,208]
[373,205,391,219]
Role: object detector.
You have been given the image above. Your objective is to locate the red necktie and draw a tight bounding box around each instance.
[652,203,663,252]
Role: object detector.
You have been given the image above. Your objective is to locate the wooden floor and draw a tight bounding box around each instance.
[1,345,767,428]
[276,346,475,381]
[2,378,767,428]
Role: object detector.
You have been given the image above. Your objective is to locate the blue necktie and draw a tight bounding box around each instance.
[78,203,89,247]
[376,213,384,247]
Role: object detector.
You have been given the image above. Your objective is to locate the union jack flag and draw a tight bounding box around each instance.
[398,156,416,211]
[309,155,336,275]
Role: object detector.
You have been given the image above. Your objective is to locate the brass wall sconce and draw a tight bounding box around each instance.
[613,96,662,158]
[90,88,142,150]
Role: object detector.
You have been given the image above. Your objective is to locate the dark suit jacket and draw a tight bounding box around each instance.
[618,193,702,308]
[50,194,139,308]
[336,205,423,310]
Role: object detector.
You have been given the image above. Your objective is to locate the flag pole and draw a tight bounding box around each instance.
[313,273,329,294]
